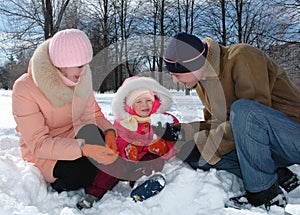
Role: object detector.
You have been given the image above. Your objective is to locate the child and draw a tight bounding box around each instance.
[111,76,179,188]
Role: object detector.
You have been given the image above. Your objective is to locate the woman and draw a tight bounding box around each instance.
[12,29,119,209]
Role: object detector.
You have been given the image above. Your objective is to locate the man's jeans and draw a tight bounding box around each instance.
[230,99,300,193]
[188,150,242,178]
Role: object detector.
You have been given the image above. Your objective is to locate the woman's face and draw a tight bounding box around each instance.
[58,65,86,83]
[132,97,154,117]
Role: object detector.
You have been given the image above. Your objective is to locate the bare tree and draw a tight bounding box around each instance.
[158,0,165,80]
[0,0,71,63]
[200,0,231,45]
[151,0,159,73]
[0,0,71,39]
[0,0,299,90]
[114,0,144,79]
[177,0,182,32]
[0,0,73,88]
[43,0,71,38]
[175,0,199,34]
[88,0,143,91]
[219,0,227,45]
[84,0,114,91]
[270,0,300,43]
[235,0,243,43]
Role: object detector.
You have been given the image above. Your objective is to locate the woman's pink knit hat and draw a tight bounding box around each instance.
[49,29,93,67]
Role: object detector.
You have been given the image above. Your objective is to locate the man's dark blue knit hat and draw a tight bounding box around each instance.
[163,32,207,73]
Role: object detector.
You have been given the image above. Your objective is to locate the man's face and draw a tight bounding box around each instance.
[170,67,205,89]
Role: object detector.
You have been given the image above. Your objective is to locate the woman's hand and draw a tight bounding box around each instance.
[82,144,118,165]
[105,130,118,153]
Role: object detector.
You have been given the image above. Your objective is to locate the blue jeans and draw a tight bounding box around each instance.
[230,99,300,193]
[188,150,242,178]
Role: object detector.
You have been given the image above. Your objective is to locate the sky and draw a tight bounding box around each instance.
[0,89,300,215]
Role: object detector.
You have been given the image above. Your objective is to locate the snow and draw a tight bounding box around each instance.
[0,89,300,215]
[150,113,174,127]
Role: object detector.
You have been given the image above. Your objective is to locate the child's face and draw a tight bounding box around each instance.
[132,97,154,117]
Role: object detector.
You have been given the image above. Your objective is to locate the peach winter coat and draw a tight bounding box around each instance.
[12,39,114,183]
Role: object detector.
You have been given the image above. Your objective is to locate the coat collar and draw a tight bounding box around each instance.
[202,38,221,78]
[30,39,92,107]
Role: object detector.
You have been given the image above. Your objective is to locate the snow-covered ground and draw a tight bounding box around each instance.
[0,89,299,215]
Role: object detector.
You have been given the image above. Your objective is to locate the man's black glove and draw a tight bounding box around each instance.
[175,140,201,163]
[151,122,183,142]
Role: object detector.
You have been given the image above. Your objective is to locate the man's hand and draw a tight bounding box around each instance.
[151,122,183,142]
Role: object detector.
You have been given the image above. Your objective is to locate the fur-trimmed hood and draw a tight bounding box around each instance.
[111,76,173,120]
[30,39,92,107]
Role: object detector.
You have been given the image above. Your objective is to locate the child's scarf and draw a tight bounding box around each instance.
[120,115,151,131]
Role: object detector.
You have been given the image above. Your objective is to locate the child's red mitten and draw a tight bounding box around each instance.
[148,139,169,156]
[125,144,138,161]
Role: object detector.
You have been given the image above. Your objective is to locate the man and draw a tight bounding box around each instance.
[161,32,300,210]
